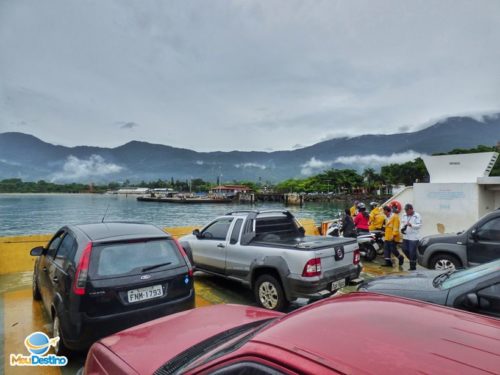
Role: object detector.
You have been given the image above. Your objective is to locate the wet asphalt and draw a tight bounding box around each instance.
[1,258,412,374]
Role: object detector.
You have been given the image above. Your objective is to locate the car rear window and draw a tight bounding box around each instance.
[90,239,183,278]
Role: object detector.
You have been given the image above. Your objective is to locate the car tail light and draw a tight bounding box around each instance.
[173,239,193,277]
[353,249,361,265]
[302,258,321,277]
[73,242,92,295]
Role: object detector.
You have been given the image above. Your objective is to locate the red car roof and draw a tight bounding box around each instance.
[252,293,500,374]
[97,304,282,374]
[93,293,500,374]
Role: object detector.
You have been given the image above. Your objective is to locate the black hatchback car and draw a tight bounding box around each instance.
[31,222,195,355]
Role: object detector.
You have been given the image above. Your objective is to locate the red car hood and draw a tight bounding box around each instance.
[96,304,282,374]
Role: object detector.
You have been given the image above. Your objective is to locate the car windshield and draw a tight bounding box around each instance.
[90,239,182,278]
[441,259,500,289]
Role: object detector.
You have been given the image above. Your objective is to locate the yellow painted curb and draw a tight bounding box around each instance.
[0,220,319,275]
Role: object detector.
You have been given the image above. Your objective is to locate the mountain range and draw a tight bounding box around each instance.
[1,115,499,183]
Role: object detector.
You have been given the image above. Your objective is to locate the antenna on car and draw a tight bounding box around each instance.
[101,203,111,223]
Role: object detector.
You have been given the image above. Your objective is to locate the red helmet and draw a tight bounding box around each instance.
[390,200,402,213]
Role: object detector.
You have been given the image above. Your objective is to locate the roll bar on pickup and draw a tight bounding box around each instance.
[225,209,293,217]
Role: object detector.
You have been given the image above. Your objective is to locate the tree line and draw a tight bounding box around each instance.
[1,145,498,194]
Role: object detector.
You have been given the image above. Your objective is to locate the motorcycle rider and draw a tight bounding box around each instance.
[401,203,422,271]
[341,208,357,238]
[382,204,404,267]
[368,202,385,231]
[354,202,370,234]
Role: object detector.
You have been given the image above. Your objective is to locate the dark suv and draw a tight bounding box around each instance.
[418,209,500,270]
[31,222,195,355]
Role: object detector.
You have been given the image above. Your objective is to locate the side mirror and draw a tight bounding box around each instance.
[192,229,200,238]
[298,227,306,236]
[465,293,479,307]
[30,246,44,256]
[470,228,478,241]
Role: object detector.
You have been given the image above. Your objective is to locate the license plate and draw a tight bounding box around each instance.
[127,284,164,303]
[331,279,346,291]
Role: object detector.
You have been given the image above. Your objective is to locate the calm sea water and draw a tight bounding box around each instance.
[0,194,347,236]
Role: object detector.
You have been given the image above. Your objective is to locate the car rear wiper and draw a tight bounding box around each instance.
[142,262,172,272]
[432,269,456,287]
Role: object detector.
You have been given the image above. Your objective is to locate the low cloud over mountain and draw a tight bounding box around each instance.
[50,155,124,182]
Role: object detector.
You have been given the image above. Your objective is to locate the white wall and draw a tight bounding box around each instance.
[478,187,496,218]
[413,183,479,236]
[495,191,500,210]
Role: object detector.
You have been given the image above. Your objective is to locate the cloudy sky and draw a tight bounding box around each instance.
[1,0,499,152]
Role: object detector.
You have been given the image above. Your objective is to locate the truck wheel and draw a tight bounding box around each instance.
[429,254,461,271]
[254,275,288,311]
[32,271,41,300]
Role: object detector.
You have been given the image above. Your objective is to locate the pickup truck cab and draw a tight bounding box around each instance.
[418,209,500,270]
[180,210,361,310]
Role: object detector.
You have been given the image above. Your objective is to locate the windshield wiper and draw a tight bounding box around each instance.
[154,319,275,375]
[142,262,171,272]
[432,269,456,287]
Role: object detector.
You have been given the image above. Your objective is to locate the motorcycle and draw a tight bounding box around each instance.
[356,232,378,261]
[326,221,384,261]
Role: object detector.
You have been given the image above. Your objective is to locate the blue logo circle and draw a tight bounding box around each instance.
[25,332,51,356]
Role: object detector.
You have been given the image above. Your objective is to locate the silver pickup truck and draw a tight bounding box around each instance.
[179,210,361,311]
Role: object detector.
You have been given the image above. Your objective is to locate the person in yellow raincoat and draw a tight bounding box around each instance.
[382,204,404,267]
[368,202,385,231]
[349,200,359,217]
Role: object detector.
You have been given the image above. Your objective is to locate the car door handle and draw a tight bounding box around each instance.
[52,276,59,283]
[217,243,225,248]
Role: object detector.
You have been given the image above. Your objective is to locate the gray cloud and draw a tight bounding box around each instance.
[50,155,123,182]
[1,1,499,151]
[118,121,140,130]
[334,151,425,166]
[301,157,334,176]
[300,151,425,175]
[234,162,267,170]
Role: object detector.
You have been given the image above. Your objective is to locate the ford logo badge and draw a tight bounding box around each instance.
[140,274,152,280]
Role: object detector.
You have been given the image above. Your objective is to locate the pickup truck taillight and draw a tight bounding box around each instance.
[353,249,361,265]
[302,258,321,277]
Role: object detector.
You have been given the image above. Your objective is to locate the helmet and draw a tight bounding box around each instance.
[370,201,378,208]
[390,200,402,213]
[357,202,366,209]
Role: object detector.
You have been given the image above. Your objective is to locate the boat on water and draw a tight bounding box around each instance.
[137,193,234,204]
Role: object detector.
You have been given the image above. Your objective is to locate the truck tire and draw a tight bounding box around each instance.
[254,275,288,311]
[429,253,461,271]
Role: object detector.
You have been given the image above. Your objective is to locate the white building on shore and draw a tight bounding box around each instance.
[389,152,499,236]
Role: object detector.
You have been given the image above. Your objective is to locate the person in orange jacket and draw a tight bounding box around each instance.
[382,204,404,267]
